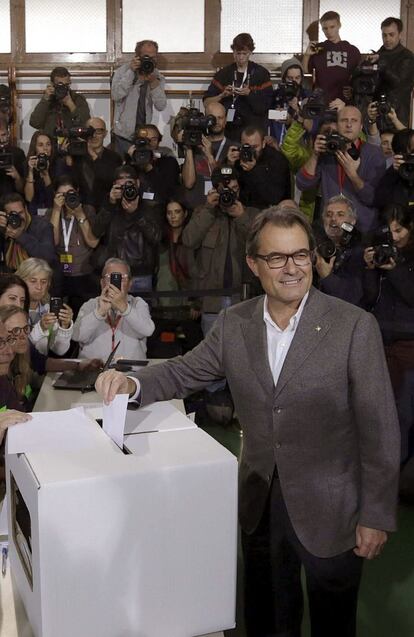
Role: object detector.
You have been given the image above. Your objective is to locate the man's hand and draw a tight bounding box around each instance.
[393,154,405,172]
[354,524,387,559]
[130,56,140,72]
[5,165,20,182]
[313,134,327,155]
[329,98,345,111]
[95,369,136,405]
[58,303,73,329]
[264,135,279,150]
[0,410,32,444]
[233,86,250,96]
[109,184,123,205]
[206,188,220,207]
[366,53,379,64]
[96,290,112,318]
[315,254,335,279]
[200,134,213,159]
[226,200,244,218]
[43,84,54,100]
[367,102,378,122]
[363,247,376,269]
[305,41,318,56]
[79,358,104,371]
[240,156,256,172]
[221,85,234,99]
[227,145,240,166]
[0,211,8,233]
[106,283,128,313]
[336,150,361,178]
[121,195,139,213]
[5,223,24,241]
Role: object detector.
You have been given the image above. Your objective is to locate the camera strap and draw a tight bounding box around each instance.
[61,216,75,253]
[214,138,226,162]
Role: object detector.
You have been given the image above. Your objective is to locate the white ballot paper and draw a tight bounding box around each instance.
[102,393,129,448]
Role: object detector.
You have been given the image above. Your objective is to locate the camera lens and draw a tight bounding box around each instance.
[64,190,81,209]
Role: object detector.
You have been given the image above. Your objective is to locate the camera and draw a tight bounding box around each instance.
[139,56,155,75]
[132,137,153,167]
[399,154,414,183]
[352,61,379,97]
[372,226,398,266]
[324,133,349,154]
[49,297,63,317]
[64,190,81,210]
[317,237,336,261]
[300,90,326,119]
[219,187,237,208]
[274,81,299,107]
[122,180,139,202]
[239,143,256,163]
[311,42,325,54]
[0,144,12,170]
[376,94,392,116]
[36,153,49,171]
[54,83,69,100]
[182,108,217,146]
[6,211,23,230]
[55,126,95,156]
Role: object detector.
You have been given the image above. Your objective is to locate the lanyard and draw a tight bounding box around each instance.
[231,67,249,108]
[337,163,346,193]
[214,137,226,162]
[61,216,75,253]
[106,313,122,351]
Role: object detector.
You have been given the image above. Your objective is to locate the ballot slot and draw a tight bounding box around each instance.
[11,471,33,590]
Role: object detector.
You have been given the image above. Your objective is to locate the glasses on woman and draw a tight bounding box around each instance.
[8,325,30,337]
[0,335,17,349]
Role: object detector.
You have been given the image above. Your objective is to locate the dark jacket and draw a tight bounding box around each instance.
[29,90,91,137]
[70,147,122,210]
[204,61,273,139]
[92,202,162,277]
[0,215,57,270]
[374,165,414,212]
[237,145,291,209]
[362,248,414,343]
[377,44,414,126]
[318,245,365,307]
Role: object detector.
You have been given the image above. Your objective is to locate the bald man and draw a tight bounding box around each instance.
[70,116,122,209]
[181,102,238,210]
[297,106,386,232]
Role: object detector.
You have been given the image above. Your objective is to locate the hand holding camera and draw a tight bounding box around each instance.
[102,280,128,314]
[206,188,220,207]
[43,84,55,101]
[239,143,257,171]
[336,150,360,178]
[226,145,240,166]
[313,134,328,155]
[3,210,24,240]
[315,252,336,279]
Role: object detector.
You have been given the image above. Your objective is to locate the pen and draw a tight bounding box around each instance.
[2,545,8,576]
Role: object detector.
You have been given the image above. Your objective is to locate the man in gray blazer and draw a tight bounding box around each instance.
[96,204,400,637]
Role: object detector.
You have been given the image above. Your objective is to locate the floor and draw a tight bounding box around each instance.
[199,420,414,637]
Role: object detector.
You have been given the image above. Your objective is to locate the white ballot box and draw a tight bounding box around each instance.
[5,407,238,637]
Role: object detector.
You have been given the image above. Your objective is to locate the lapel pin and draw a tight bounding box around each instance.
[315,325,322,332]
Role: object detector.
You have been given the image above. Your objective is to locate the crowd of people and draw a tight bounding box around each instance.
[0,9,412,637]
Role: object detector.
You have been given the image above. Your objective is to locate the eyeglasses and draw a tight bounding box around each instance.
[255,250,312,269]
[0,335,17,349]
[8,325,30,337]
[92,128,106,135]
[103,274,129,281]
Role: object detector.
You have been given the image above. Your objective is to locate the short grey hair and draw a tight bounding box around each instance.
[102,258,131,279]
[322,195,357,221]
[246,204,315,258]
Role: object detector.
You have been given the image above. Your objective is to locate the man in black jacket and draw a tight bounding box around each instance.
[228,125,291,209]
[92,166,161,293]
[370,17,414,127]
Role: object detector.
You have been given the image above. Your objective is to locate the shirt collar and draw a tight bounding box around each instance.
[263,291,309,333]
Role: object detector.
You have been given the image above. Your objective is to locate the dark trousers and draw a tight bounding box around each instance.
[241,477,363,637]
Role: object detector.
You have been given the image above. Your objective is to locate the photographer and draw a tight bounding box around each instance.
[68,117,122,210]
[314,195,364,306]
[269,57,310,146]
[303,11,360,105]
[374,129,414,211]
[0,127,25,198]
[0,193,56,272]
[367,18,414,127]
[297,106,386,232]
[181,166,258,329]
[73,258,154,361]
[126,125,179,208]
[111,40,167,156]
[46,175,99,315]
[228,125,291,210]
[92,166,162,293]
[180,102,236,210]
[203,33,273,141]
[29,66,90,137]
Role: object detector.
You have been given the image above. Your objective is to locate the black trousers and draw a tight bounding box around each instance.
[241,477,363,637]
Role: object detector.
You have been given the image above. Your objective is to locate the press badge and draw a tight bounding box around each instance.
[204,180,213,195]
[142,192,155,200]
[227,108,236,122]
[60,253,73,264]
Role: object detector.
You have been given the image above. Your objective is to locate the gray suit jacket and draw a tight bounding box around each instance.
[136,287,400,558]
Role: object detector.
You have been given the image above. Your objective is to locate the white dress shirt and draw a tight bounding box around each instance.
[263,291,309,387]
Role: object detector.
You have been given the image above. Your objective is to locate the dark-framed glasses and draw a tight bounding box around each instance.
[0,335,17,349]
[255,249,312,269]
[8,325,30,337]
